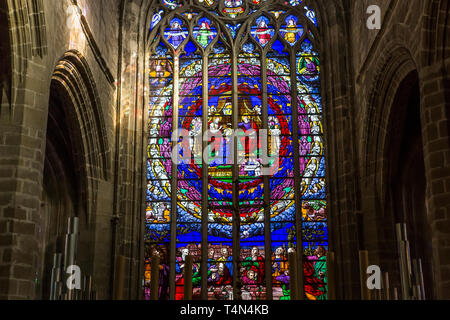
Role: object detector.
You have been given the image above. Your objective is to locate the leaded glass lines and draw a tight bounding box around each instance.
[145,0,327,301]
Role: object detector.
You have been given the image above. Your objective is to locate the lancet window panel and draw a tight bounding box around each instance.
[144,0,327,301]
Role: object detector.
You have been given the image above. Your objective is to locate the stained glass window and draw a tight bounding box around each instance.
[145,0,327,301]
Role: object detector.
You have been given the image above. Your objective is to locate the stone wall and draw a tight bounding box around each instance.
[0,0,120,299]
[350,0,450,299]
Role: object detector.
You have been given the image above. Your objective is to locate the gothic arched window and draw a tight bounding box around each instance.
[145,0,327,301]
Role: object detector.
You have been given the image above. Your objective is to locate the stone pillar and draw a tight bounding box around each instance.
[359,250,370,300]
[420,64,450,299]
[113,255,126,300]
[184,255,193,301]
[327,251,336,300]
[288,252,298,300]
[0,61,50,299]
[150,255,160,301]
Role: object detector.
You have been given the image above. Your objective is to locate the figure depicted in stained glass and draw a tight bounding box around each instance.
[147,202,170,222]
[195,18,216,48]
[242,266,259,285]
[311,179,326,195]
[192,264,202,287]
[304,246,327,300]
[149,157,170,181]
[175,247,201,300]
[303,201,327,221]
[238,115,259,164]
[272,246,288,282]
[285,18,298,44]
[223,102,232,116]
[175,248,190,278]
[223,0,244,18]
[298,55,320,81]
[158,248,171,300]
[217,247,234,276]
[147,180,169,202]
[312,246,327,298]
[275,270,291,300]
[241,247,265,285]
[208,247,216,266]
[189,117,202,159]
[304,260,324,300]
[238,99,261,160]
[209,116,223,157]
[166,19,187,49]
[208,98,233,162]
[281,16,303,46]
[310,115,322,135]
[269,117,282,156]
[225,0,243,7]
[253,17,272,46]
[311,139,322,156]
[144,246,170,300]
[302,158,319,193]
[238,115,258,132]
[208,263,233,286]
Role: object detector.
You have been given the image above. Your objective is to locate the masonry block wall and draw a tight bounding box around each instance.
[0,0,120,299]
[350,0,450,299]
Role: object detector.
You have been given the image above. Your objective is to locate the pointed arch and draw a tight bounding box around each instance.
[141,0,328,301]
[50,50,110,221]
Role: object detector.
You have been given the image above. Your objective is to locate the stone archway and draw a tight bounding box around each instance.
[40,80,84,299]
[385,71,434,299]
[359,41,428,298]
[39,51,109,299]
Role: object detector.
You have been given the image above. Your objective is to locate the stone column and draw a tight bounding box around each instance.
[0,60,50,299]
[420,64,450,299]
